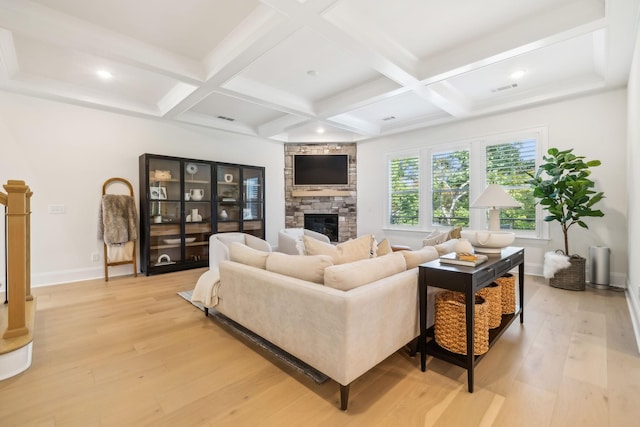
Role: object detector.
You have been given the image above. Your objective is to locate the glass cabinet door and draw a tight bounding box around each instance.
[216,165,241,232]
[147,157,182,269]
[243,167,264,238]
[184,161,212,265]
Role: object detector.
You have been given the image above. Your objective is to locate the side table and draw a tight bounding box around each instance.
[418,246,524,392]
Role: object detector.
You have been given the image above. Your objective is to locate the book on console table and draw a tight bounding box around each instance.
[439,252,488,267]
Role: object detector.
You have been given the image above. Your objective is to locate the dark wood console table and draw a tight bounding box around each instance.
[418,246,524,392]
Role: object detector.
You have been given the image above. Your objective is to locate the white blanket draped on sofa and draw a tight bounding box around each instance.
[191,268,222,307]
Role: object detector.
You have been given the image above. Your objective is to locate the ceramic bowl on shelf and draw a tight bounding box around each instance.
[163,237,196,245]
[460,230,515,253]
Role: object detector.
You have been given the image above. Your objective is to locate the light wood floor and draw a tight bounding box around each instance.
[0,270,638,426]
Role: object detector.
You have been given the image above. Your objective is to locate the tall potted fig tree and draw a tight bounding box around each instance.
[528,148,605,290]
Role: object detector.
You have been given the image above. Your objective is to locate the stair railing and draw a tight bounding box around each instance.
[1,180,32,339]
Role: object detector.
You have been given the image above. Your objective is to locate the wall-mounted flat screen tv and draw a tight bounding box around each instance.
[293,154,349,186]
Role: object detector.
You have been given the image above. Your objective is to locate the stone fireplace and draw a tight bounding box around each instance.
[304,213,339,242]
[284,143,357,242]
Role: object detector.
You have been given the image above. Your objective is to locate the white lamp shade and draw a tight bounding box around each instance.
[470,184,521,208]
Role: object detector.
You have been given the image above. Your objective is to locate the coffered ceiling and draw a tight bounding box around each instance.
[0,0,638,143]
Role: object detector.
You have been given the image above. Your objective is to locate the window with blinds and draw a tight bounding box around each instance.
[385,128,543,236]
[485,139,537,231]
[431,149,470,227]
[388,156,420,226]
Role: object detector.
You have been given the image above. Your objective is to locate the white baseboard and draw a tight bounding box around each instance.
[31,264,138,287]
[626,286,640,354]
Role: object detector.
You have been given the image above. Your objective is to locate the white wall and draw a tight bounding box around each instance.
[0,92,285,286]
[626,17,640,349]
[358,89,628,285]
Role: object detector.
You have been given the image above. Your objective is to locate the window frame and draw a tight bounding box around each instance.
[385,150,422,230]
[384,127,548,240]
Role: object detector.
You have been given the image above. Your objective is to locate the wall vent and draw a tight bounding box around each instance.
[382,115,396,121]
[217,115,235,122]
[491,83,518,93]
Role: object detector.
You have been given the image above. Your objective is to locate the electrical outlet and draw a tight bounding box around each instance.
[48,204,65,214]
[91,252,100,262]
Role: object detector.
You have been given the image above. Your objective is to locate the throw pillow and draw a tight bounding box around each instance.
[434,238,460,255]
[324,252,407,291]
[449,226,462,239]
[266,252,333,284]
[229,242,269,269]
[401,246,439,269]
[375,238,392,256]
[302,233,374,264]
[422,230,450,247]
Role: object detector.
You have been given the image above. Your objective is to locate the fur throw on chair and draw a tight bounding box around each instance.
[543,251,571,279]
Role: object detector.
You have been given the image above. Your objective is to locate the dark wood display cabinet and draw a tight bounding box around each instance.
[139,154,265,275]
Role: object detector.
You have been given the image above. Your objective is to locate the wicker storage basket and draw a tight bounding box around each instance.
[434,291,489,355]
[549,254,586,291]
[495,273,516,314]
[477,282,502,329]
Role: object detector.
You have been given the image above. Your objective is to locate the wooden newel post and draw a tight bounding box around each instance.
[3,180,30,339]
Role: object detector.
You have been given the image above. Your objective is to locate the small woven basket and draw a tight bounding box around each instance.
[549,252,586,291]
[434,291,489,355]
[495,273,516,314]
[477,282,502,329]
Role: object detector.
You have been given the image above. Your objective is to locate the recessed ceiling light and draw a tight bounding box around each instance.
[96,69,113,80]
[316,127,325,134]
[509,70,526,80]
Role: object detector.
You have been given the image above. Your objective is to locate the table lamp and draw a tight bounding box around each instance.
[470,184,521,231]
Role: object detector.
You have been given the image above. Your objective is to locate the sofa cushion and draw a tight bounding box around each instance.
[401,246,439,269]
[229,242,269,269]
[266,252,333,284]
[303,233,374,264]
[324,252,407,291]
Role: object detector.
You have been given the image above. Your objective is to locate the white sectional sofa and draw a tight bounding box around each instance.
[192,233,448,410]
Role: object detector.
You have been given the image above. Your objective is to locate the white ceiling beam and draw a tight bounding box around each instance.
[162,7,305,119]
[257,114,309,138]
[419,18,609,86]
[261,0,421,88]
[418,82,472,118]
[0,0,205,84]
[0,73,160,116]
[314,77,406,118]
[0,28,18,80]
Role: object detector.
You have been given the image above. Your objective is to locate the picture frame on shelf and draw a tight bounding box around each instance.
[150,186,167,200]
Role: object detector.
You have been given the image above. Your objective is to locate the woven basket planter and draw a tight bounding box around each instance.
[477,282,502,329]
[550,254,586,291]
[434,291,489,355]
[495,274,516,314]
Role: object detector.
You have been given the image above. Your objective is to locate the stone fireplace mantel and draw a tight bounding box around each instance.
[284,144,357,242]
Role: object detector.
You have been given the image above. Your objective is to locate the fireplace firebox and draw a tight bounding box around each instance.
[304,214,339,242]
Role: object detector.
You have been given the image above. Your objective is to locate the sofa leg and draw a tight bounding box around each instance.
[204,307,209,317]
[340,384,350,411]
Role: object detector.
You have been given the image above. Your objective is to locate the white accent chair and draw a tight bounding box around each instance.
[277,228,330,254]
[210,232,272,269]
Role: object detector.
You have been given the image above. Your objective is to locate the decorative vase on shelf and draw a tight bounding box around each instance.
[220,209,228,220]
[189,188,204,201]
